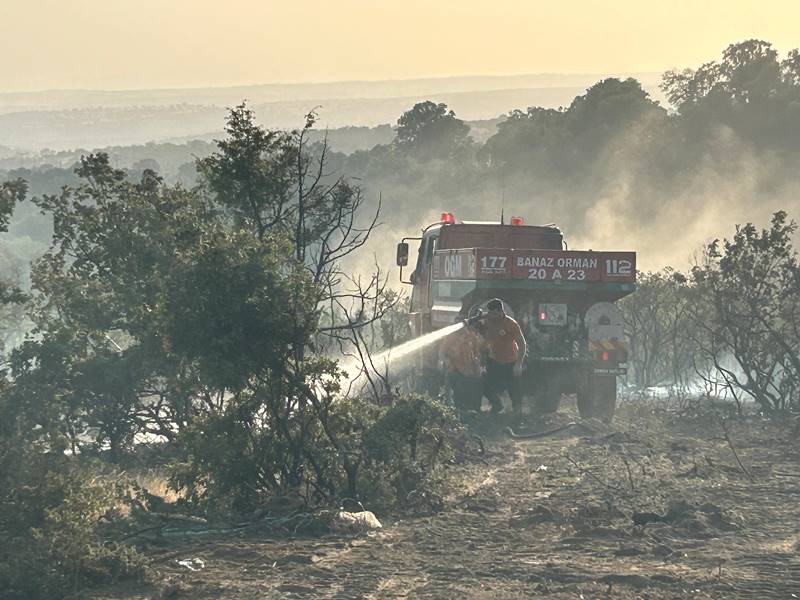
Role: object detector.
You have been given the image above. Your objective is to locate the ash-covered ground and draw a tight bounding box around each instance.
[95,396,800,599]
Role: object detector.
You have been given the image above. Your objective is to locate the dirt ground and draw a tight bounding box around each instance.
[96,396,800,599]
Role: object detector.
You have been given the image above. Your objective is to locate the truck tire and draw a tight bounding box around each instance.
[533,376,562,414]
[535,393,561,414]
[577,374,617,422]
[593,375,617,422]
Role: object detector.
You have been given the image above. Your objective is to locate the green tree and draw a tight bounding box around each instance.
[660,40,800,148]
[13,158,206,454]
[0,179,28,356]
[11,152,327,460]
[691,211,800,412]
[566,77,665,137]
[0,179,26,233]
[199,104,393,359]
[198,103,295,239]
[179,105,409,510]
[394,101,471,158]
[782,49,800,85]
[0,179,145,600]
[662,40,783,107]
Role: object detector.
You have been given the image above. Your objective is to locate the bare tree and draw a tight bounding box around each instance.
[620,269,696,389]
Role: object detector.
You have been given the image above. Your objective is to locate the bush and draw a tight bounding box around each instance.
[0,444,146,600]
[357,394,462,513]
[169,392,464,517]
[691,211,800,412]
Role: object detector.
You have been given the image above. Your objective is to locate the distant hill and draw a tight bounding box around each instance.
[0,73,662,113]
[0,118,507,175]
[0,73,663,151]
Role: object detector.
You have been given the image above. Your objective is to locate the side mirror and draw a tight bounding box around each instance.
[396,242,409,267]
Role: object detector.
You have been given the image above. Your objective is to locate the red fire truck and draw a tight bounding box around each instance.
[395,212,636,420]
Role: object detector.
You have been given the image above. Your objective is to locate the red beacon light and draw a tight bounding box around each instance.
[510,216,524,226]
[440,212,456,224]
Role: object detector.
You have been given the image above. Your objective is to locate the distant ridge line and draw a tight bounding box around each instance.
[0,72,662,98]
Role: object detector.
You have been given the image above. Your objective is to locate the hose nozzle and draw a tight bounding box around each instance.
[464,308,485,327]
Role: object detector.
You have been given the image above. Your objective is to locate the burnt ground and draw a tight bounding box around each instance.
[95,397,800,599]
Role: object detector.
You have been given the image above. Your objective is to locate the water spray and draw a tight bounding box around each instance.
[339,320,469,393]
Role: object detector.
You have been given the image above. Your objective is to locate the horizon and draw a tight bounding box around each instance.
[0,70,664,97]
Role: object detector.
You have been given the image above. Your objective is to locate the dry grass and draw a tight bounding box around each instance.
[134,469,183,504]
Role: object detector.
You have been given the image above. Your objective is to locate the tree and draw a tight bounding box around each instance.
[0,178,26,361]
[484,78,665,175]
[782,49,800,85]
[661,62,724,108]
[199,104,393,362]
[660,40,800,148]
[619,269,695,390]
[394,101,471,158]
[9,159,201,454]
[566,78,665,136]
[0,178,26,233]
[660,40,783,109]
[198,104,295,239]
[481,106,570,176]
[0,179,29,357]
[3,103,419,511]
[691,211,800,412]
[184,105,410,506]
[721,39,782,104]
[0,178,146,600]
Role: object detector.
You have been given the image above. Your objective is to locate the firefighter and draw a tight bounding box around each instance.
[478,298,528,417]
[439,313,483,413]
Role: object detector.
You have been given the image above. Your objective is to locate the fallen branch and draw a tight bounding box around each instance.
[719,419,755,483]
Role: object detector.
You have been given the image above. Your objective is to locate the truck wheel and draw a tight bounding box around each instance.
[577,375,617,422]
[576,369,593,418]
[533,377,562,414]
[534,393,561,414]
[576,390,593,419]
[593,376,617,422]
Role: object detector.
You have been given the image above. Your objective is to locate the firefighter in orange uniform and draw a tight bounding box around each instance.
[478,298,528,417]
[440,314,483,413]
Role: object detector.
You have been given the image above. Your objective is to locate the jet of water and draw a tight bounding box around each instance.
[340,321,465,392]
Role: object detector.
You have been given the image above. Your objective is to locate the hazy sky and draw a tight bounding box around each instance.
[2,0,798,92]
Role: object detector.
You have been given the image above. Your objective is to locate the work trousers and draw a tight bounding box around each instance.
[447,371,483,412]
[484,358,522,414]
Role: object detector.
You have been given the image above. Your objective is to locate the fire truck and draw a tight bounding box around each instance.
[395,212,636,420]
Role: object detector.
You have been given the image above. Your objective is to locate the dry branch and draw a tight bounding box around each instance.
[718,419,755,482]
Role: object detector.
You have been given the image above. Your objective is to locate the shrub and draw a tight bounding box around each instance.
[169,391,463,517]
[357,394,461,513]
[0,444,146,600]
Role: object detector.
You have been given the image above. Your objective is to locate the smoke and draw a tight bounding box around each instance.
[348,107,800,278]
[571,123,800,271]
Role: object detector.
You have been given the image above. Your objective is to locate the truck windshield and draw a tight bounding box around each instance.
[415,236,436,270]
